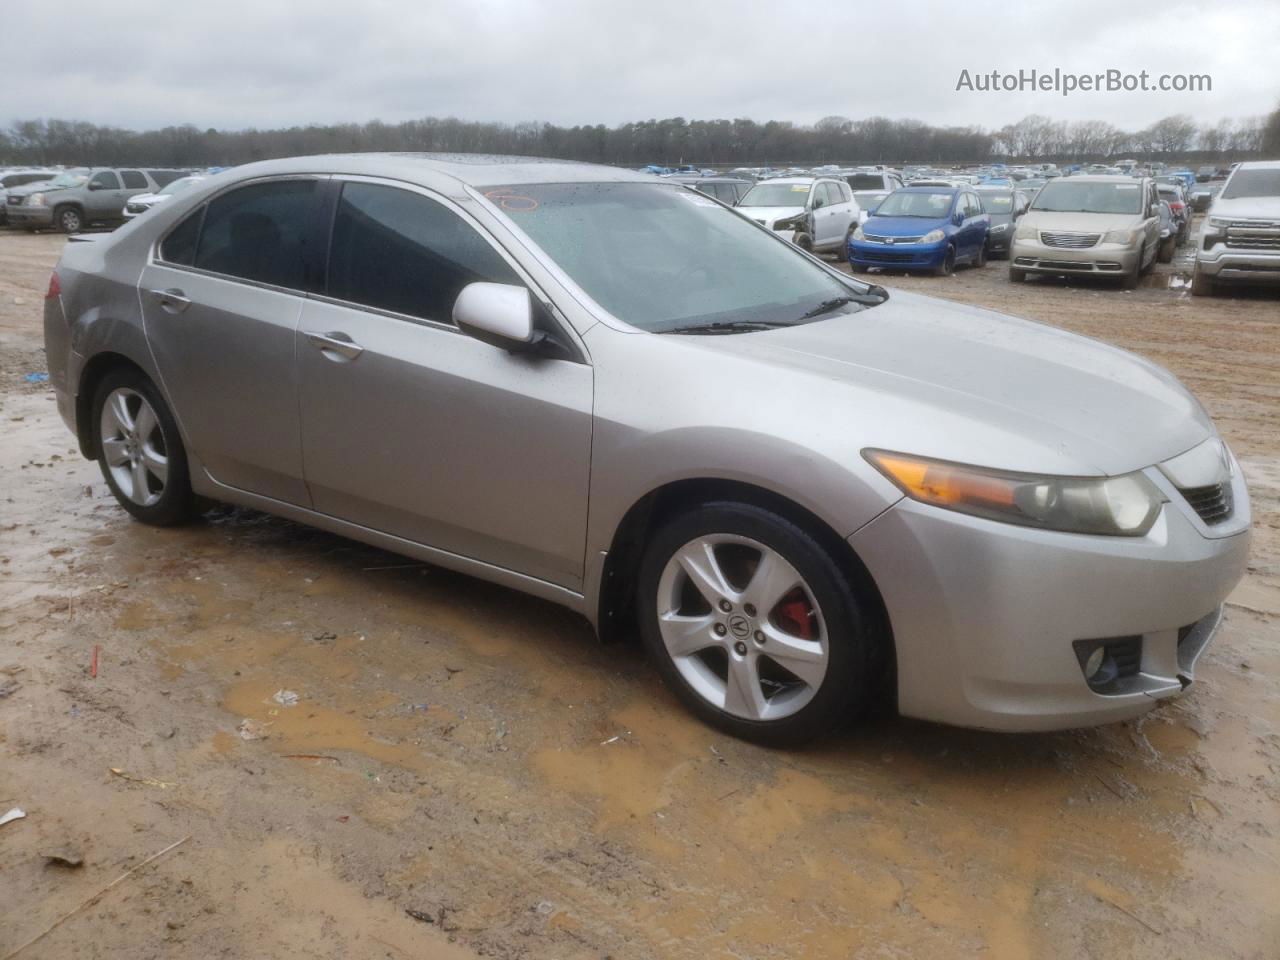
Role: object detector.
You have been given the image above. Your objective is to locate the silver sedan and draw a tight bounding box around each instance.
[42,154,1250,744]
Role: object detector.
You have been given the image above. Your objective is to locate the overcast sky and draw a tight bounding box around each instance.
[2,0,1276,132]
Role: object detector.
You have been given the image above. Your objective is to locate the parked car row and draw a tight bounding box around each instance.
[2,166,201,232]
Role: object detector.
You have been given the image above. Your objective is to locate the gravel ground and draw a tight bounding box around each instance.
[0,223,1276,960]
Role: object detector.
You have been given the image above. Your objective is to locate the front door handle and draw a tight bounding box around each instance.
[304,330,364,362]
[148,288,190,313]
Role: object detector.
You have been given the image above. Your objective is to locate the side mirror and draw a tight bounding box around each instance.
[87,182,104,191]
[952,211,965,226]
[453,282,574,360]
[811,196,825,210]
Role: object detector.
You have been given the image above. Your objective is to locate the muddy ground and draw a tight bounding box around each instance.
[1,224,1277,960]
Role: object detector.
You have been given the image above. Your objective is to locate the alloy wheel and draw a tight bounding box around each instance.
[656,534,828,721]
[99,387,168,507]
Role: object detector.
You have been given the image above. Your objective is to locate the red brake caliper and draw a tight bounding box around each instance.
[773,588,815,640]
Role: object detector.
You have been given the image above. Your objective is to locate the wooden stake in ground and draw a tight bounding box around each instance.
[1,835,190,960]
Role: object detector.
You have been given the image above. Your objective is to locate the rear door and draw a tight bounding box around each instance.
[139,177,326,505]
[295,179,593,588]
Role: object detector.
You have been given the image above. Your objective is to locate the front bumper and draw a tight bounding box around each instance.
[1010,237,1139,276]
[1196,244,1280,285]
[849,239,947,270]
[850,461,1250,731]
[6,205,54,228]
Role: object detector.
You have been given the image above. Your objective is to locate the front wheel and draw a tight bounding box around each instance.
[840,225,857,263]
[1190,264,1216,297]
[54,205,83,234]
[92,368,196,526]
[934,245,956,277]
[1009,266,1027,283]
[638,503,880,745]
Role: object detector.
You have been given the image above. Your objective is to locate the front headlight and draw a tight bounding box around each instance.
[919,229,945,244]
[1103,229,1136,244]
[1014,223,1036,240]
[864,450,1165,536]
[1205,216,1229,232]
[990,222,1010,234]
[852,226,865,241]
[28,193,44,207]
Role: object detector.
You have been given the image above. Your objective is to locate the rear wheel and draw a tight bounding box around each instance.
[54,205,83,234]
[638,503,880,746]
[973,243,987,268]
[92,368,196,526]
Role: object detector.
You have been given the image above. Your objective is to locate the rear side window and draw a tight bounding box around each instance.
[160,206,204,266]
[326,182,520,324]
[194,179,320,289]
[121,170,148,189]
[90,171,120,190]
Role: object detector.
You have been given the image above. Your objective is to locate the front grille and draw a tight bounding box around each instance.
[1178,482,1233,525]
[859,251,918,263]
[1040,231,1100,249]
[1225,235,1280,249]
[7,195,21,206]
[863,234,924,245]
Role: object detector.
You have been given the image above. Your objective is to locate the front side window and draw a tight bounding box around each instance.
[194,179,320,289]
[326,182,520,324]
[90,171,120,190]
[489,182,877,334]
[121,170,148,189]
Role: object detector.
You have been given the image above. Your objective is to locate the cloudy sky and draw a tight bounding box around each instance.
[2,0,1276,132]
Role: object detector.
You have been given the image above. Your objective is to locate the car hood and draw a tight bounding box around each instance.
[6,181,62,198]
[130,193,162,205]
[697,290,1212,476]
[737,205,804,226]
[862,215,947,236]
[1017,211,1141,233]
[1207,195,1280,220]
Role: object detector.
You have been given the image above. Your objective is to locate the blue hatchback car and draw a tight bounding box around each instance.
[848,186,990,275]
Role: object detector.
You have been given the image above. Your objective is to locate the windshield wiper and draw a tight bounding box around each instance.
[660,320,796,335]
[798,288,888,320]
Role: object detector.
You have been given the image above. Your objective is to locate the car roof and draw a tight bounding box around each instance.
[898,185,961,193]
[1234,160,1280,170]
[1052,175,1143,183]
[202,153,657,195]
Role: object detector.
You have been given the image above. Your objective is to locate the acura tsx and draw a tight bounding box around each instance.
[42,154,1251,744]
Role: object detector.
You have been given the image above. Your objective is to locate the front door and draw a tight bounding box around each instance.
[296,180,593,589]
[139,177,327,505]
[85,170,126,220]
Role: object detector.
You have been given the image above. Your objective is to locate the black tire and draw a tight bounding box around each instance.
[933,245,956,277]
[637,502,882,746]
[850,263,869,274]
[973,243,987,269]
[54,205,83,234]
[840,224,856,263]
[794,233,814,253]
[1190,265,1215,297]
[1157,236,1175,264]
[91,367,196,526]
[1009,266,1026,283]
[1121,260,1141,289]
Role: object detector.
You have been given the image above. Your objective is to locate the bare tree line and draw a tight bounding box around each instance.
[1,108,1277,168]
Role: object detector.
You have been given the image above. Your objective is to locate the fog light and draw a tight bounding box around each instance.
[1084,646,1106,679]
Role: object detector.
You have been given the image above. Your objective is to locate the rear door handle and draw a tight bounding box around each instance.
[148,288,190,313]
[304,330,364,361]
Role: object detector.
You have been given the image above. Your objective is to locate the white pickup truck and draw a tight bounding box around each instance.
[1192,160,1280,296]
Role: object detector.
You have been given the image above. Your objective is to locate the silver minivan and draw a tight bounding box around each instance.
[43,154,1249,743]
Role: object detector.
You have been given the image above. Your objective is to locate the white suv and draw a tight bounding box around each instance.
[736,177,861,256]
[1192,160,1280,296]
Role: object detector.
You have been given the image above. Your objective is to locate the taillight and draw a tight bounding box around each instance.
[45,271,61,300]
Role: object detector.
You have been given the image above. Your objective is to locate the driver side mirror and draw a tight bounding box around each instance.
[88,182,104,191]
[952,210,965,226]
[453,282,574,360]
[811,196,825,210]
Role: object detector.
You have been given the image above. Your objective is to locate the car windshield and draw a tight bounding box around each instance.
[489,182,879,333]
[844,174,886,189]
[977,192,1013,213]
[1031,181,1142,214]
[158,177,201,196]
[47,172,88,188]
[1221,169,1280,200]
[854,191,887,209]
[739,182,812,206]
[873,191,954,218]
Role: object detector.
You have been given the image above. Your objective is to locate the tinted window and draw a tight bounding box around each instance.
[90,171,120,190]
[148,170,185,188]
[845,174,885,190]
[327,182,520,324]
[160,206,204,267]
[121,170,148,189]
[194,180,319,289]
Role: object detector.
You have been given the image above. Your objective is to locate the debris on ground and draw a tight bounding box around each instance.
[404,907,435,924]
[109,768,176,789]
[271,689,300,707]
[0,807,26,827]
[0,678,19,699]
[22,372,48,383]
[237,718,270,741]
[90,644,99,678]
[41,847,85,868]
